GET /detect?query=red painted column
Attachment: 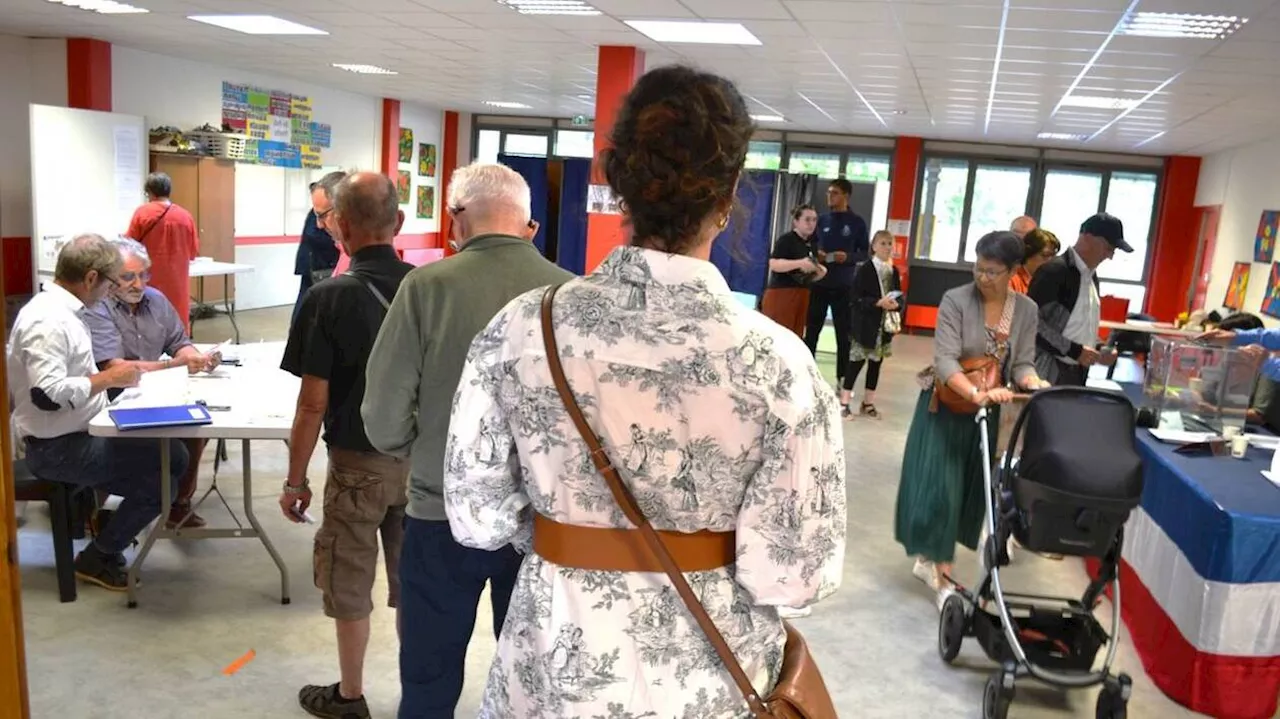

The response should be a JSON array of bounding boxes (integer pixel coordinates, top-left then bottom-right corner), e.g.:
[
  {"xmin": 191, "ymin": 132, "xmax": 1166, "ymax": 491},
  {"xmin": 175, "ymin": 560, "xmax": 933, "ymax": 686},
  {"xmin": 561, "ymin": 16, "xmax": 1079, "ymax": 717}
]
[
  {"xmin": 584, "ymin": 45, "xmax": 645, "ymax": 273},
  {"xmin": 67, "ymin": 38, "xmax": 111, "ymax": 111},
  {"xmin": 1145, "ymin": 155, "xmax": 1202, "ymax": 321},
  {"xmin": 888, "ymin": 136, "xmax": 926, "ymax": 327},
  {"xmin": 379, "ymin": 98, "xmax": 401, "ymax": 179},
  {"xmin": 439, "ymin": 110, "xmax": 459, "ymax": 254}
]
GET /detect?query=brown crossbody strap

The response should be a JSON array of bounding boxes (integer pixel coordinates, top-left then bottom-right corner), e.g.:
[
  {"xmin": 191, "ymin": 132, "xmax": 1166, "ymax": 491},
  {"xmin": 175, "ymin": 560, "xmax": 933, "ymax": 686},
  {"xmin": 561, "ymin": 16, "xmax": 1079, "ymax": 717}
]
[{"xmin": 539, "ymin": 285, "xmax": 773, "ymax": 719}]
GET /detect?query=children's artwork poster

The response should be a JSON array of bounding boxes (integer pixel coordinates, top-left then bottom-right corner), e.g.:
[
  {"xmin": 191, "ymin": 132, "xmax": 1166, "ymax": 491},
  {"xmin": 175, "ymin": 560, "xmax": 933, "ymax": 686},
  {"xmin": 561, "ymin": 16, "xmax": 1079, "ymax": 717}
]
[
  {"xmin": 221, "ymin": 81, "xmax": 330, "ymax": 168},
  {"xmin": 1262, "ymin": 263, "xmax": 1280, "ymax": 319},
  {"xmin": 1224, "ymin": 262, "xmax": 1250, "ymax": 309},
  {"xmin": 587, "ymin": 184, "xmax": 622, "ymax": 215},
  {"xmin": 396, "ymin": 171, "xmax": 411, "ymax": 204},
  {"xmin": 418, "ymin": 143, "xmax": 436, "ymax": 177},
  {"xmin": 416, "ymin": 185, "xmax": 435, "ymax": 220},
  {"xmin": 399, "ymin": 128, "xmax": 414, "ymax": 163},
  {"xmin": 1255, "ymin": 210, "xmax": 1279, "ymax": 263}
]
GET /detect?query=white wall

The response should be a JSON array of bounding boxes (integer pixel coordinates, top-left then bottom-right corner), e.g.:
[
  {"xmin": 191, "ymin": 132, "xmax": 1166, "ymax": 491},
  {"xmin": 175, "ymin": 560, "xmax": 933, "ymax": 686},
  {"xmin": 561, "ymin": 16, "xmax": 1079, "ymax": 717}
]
[
  {"xmin": 1198, "ymin": 136, "xmax": 1280, "ymax": 325},
  {"xmin": 0, "ymin": 36, "xmax": 66, "ymax": 238},
  {"xmin": 110, "ymin": 46, "xmax": 443, "ymax": 309}
]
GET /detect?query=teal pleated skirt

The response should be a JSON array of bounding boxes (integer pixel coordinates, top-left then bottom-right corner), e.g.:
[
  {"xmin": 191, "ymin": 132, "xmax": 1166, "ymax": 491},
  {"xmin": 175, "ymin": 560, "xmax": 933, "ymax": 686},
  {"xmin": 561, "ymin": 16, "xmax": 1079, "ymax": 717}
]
[{"xmin": 894, "ymin": 388, "xmax": 999, "ymax": 563}]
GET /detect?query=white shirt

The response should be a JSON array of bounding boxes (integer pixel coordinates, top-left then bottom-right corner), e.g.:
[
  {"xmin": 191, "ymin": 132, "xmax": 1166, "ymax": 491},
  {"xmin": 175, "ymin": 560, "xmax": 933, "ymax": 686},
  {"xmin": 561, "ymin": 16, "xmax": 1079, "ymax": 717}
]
[
  {"xmin": 1060, "ymin": 249, "xmax": 1101, "ymax": 366},
  {"xmin": 6, "ymin": 283, "xmax": 106, "ymax": 440},
  {"xmin": 443, "ymin": 246, "xmax": 847, "ymax": 718}
]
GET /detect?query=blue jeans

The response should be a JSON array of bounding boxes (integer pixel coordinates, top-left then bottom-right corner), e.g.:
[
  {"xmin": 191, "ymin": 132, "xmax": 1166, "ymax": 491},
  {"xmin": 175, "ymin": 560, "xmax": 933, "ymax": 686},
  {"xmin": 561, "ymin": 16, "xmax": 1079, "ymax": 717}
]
[
  {"xmin": 398, "ymin": 517, "xmax": 522, "ymax": 719},
  {"xmin": 24, "ymin": 433, "xmax": 187, "ymax": 554}
]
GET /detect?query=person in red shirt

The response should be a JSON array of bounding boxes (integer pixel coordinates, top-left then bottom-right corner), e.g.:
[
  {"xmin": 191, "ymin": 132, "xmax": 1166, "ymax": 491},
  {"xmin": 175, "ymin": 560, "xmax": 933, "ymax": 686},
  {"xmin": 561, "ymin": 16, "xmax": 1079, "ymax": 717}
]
[{"xmin": 126, "ymin": 173, "xmax": 198, "ymax": 331}]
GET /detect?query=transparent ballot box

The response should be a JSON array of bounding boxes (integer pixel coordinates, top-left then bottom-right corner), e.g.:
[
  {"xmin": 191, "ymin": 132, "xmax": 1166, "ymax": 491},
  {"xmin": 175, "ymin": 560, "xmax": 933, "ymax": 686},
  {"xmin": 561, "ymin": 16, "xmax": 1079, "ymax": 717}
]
[{"xmin": 1143, "ymin": 337, "xmax": 1256, "ymax": 434}]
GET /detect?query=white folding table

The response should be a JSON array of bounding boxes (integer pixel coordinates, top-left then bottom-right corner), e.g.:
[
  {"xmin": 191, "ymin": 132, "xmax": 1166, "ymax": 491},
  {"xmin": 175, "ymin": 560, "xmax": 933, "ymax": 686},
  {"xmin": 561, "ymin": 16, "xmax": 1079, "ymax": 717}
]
[
  {"xmin": 88, "ymin": 342, "xmax": 296, "ymax": 608},
  {"xmin": 188, "ymin": 260, "xmax": 255, "ymax": 343}
]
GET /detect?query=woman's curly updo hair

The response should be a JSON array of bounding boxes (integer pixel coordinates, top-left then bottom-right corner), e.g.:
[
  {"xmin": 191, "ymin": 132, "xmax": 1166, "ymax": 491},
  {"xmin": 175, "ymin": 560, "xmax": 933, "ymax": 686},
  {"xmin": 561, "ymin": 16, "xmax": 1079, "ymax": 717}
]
[{"xmin": 601, "ymin": 65, "xmax": 755, "ymax": 255}]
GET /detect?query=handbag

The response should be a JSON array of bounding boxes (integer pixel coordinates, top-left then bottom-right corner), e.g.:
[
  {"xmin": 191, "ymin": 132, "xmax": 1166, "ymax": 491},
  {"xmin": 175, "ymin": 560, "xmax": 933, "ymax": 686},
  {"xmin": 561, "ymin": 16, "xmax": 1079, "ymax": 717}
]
[
  {"xmin": 540, "ymin": 284, "xmax": 838, "ymax": 719},
  {"xmin": 882, "ymin": 309, "xmax": 902, "ymax": 336},
  {"xmin": 928, "ymin": 291, "xmax": 1016, "ymax": 415}
]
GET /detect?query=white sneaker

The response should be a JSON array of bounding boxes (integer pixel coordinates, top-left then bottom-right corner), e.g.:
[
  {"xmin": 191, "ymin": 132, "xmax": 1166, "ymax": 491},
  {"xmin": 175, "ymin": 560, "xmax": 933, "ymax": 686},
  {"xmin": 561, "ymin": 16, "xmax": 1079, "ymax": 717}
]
[
  {"xmin": 936, "ymin": 586, "xmax": 956, "ymax": 613},
  {"xmin": 777, "ymin": 606, "xmax": 812, "ymax": 619},
  {"xmin": 912, "ymin": 558, "xmax": 939, "ymax": 590}
]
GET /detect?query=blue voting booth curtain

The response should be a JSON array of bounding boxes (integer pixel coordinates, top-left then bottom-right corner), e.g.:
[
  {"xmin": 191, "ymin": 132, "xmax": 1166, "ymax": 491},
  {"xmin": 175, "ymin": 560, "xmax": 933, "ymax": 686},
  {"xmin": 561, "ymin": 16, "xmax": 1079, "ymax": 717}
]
[
  {"xmin": 557, "ymin": 158, "xmax": 590, "ymax": 275},
  {"xmin": 711, "ymin": 170, "xmax": 777, "ymax": 303},
  {"xmin": 498, "ymin": 154, "xmax": 549, "ymax": 255}
]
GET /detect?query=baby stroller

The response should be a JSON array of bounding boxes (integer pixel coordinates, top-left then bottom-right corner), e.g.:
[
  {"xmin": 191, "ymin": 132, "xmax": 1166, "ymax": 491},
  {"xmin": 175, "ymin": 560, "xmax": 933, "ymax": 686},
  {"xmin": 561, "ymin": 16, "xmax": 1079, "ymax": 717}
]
[{"xmin": 937, "ymin": 386, "xmax": 1144, "ymax": 719}]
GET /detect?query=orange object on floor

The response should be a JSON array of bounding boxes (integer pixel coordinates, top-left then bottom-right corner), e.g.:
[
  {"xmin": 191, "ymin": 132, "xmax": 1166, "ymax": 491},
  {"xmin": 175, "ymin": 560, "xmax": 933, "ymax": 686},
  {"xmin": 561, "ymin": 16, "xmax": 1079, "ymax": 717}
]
[{"xmin": 222, "ymin": 649, "xmax": 256, "ymax": 676}]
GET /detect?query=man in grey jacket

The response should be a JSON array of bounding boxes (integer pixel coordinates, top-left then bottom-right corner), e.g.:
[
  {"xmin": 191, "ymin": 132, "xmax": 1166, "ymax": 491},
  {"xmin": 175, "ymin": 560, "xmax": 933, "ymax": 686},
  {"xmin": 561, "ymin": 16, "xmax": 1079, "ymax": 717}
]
[{"xmin": 362, "ymin": 162, "xmax": 572, "ymax": 719}]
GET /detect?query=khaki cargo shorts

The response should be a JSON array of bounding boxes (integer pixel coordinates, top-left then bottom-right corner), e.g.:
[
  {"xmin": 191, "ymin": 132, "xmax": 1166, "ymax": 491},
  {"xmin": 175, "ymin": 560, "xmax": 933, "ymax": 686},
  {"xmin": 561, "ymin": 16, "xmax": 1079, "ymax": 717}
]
[{"xmin": 313, "ymin": 447, "xmax": 409, "ymax": 620}]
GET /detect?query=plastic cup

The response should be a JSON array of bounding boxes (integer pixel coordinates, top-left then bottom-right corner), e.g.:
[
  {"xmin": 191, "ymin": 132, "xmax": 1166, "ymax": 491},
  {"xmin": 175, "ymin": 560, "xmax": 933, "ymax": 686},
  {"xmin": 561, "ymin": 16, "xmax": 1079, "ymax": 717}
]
[
  {"xmin": 1231, "ymin": 435, "xmax": 1249, "ymax": 459},
  {"xmin": 1223, "ymin": 425, "xmax": 1242, "ymax": 440}
]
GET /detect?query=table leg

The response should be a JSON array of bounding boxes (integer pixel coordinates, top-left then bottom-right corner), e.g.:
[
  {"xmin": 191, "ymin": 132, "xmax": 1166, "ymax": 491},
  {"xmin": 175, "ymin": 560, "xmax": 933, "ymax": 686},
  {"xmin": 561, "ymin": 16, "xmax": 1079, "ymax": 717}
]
[
  {"xmin": 223, "ymin": 275, "xmax": 241, "ymax": 344},
  {"xmin": 127, "ymin": 438, "xmax": 172, "ymax": 608},
  {"xmin": 240, "ymin": 439, "xmax": 290, "ymax": 604}
]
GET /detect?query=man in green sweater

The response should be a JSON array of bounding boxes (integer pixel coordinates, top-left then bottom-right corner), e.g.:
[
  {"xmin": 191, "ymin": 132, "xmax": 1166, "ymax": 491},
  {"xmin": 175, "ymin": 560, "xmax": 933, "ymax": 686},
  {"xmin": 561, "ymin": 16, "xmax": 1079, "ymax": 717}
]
[{"xmin": 361, "ymin": 162, "xmax": 573, "ymax": 719}]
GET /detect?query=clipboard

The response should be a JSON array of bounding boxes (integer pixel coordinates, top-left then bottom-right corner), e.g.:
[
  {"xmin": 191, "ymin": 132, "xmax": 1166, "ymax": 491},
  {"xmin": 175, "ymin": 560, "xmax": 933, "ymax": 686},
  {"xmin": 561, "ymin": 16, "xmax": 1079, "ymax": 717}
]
[{"xmin": 108, "ymin": 404, "xmax": 213, "ymax": 431}]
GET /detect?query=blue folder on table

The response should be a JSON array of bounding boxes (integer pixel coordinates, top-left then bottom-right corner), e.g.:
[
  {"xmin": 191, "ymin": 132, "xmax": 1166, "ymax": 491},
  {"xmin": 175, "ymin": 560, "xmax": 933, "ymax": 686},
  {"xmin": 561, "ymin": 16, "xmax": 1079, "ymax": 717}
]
[{"xmin": 108, "ymin": 404, "xmax": 213, "ymax": 431}]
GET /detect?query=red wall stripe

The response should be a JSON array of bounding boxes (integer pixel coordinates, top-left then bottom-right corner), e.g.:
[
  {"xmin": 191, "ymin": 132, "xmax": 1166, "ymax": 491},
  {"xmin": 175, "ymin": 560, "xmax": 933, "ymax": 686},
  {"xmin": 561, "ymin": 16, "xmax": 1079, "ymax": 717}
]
[
  {"xmin": 233, "ymin": 233, "xmax": 438, "ymax": 249},
  {"xmin": 2, "ymin": 238, "xmax": 33, "ymax": 296},
  {"xmin": 1145, "ymin": 155, "xmax": 1201, "ymax": 321},
  {"xmin": 379, "ymin": 98, "xmax": 401, "ymax": 179},
  {"xmin": 439, "ymin": 110, "xmax": 459, "ymax": 255},
  {"xmin": 66, "ymin": 38, "xmax": 111, "ymax": 112},
  {"xmin": 585, "ymin": 46, "xmax": 645, "ymax": 273}
]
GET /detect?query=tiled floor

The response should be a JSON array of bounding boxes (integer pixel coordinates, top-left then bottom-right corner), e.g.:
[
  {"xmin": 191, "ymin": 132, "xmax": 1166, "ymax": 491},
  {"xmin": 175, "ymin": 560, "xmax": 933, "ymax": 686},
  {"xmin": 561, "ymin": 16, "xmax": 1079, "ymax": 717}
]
[{"xmin": 14, "ymin": 306, "xmax": 1226, "ymax": 718}]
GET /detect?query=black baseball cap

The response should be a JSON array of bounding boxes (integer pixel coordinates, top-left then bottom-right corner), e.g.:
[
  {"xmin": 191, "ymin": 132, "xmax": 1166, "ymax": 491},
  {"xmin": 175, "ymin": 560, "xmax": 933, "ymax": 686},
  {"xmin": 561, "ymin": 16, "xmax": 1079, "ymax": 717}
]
[{"xmin": 1080, "ymin": 212, "xmax": 1132, "ymax": 253}]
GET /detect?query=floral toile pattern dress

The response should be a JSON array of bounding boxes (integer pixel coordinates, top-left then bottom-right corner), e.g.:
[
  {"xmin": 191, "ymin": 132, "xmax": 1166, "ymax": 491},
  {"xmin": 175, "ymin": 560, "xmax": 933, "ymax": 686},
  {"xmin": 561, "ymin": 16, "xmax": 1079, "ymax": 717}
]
[{"xmin": 444, "ymin": 246, "xmax": 848, "ymax": 719}]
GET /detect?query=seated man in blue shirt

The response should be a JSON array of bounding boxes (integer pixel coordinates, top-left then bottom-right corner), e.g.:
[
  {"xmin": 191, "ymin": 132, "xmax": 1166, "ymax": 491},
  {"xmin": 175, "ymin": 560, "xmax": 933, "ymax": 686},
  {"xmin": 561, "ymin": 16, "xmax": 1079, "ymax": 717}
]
[
  {"xmin": 804, "ymin": 178, "xmax": 870, "ymax": 383},
  {"xmin": 83, "ymin": 237, "xmax": 220, "ymax": 529},
  {"xmin": 1199, "ymin": 319, "xmax": 1280, "ymax": 380}
]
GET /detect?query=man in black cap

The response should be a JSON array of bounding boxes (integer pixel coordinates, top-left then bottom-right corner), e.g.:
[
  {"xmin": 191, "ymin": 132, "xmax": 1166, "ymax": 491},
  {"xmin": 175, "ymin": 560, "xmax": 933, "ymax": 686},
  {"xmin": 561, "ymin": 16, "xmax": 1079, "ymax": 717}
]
[{"xmin": 1027, "ymin": 212, "xmax": 1131, "ymax": 386}]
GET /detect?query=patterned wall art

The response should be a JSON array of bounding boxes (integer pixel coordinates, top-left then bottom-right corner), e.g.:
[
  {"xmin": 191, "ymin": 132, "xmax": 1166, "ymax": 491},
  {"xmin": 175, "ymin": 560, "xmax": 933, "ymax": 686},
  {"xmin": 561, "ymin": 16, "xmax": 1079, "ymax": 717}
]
[
  {"xmin": 416, "ymin": 185, "xmax": 434, "ymax": 219},
  {"xmin": 1262, "ymin": 262, "xmax": 1280, "ymax": 319},
  {"xmin": 1224, "ymin": 262, "xmax": 1250, "ymax": 310},
  {"xmin": 396, "ymin": 171, "xmax": 411, "ymax": 204},
  {"xmin": 418, "ymin": 143, "xmax": 436, "ymax": 177},
  {"xmin": 398, "ymin": 128, "xmax": 414, "ymax": 164},
  {"xmin": 1255, "ymin": 210, "xmax": 1279, "ymax": 263}
]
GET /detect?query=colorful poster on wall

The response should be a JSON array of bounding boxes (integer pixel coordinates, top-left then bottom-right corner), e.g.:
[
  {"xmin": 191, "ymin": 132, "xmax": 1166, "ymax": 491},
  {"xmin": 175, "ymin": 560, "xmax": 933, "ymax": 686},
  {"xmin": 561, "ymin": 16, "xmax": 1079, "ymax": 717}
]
[
  {"xmin": 399, "ymin": 128, "xmax": 414, "ymax": 163},
  {"xmin": 1224, "ymin": 262, "xmax": 1250, "ymax": 309},
  {"xmin": 396, "ymin": 171, "xmax": 411, "ymax": 204},
  {"xmin": 1255, "ymin": 210, "xmax": 1279, "ymax": 263},
  {"xmin": 416, "ymin": 186, "xmax": 434, "ymax": 219},
  {"xmin": 1262, "ymin": 263, "xmax": 1280, "ymax": 319},
  {"xmin": 221, "ymin": 81, "xmax": 330, "ymax": 168},
  {"xmin": 418, "ymin": 143, "xmax": 436, "ymax": 177}
]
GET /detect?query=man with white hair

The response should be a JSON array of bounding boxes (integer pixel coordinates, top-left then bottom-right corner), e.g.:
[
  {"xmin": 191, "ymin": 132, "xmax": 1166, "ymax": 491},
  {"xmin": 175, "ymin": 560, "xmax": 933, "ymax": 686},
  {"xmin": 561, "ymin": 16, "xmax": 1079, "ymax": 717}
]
[
  {"xmin": 83, "ymin": 236, "xmax": 220, "ymax": 528},
  {"xmin": 363, "ymin": 162, "xmax": 571, "ymax": 718}
]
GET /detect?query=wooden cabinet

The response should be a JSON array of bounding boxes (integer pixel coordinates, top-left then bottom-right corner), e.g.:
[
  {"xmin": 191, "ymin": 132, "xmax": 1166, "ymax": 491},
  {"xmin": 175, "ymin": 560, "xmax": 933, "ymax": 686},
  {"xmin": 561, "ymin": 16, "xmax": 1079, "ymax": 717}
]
[{"xmin": 148, "ymin": 154, "xmax": 236, "ymax": 304}]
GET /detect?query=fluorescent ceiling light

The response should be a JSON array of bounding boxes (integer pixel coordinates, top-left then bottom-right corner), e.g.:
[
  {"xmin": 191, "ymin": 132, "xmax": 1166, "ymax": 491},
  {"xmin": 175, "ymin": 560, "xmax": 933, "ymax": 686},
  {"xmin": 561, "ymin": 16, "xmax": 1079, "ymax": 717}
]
[
  {"xmin": 1037, "ymin": 132, "xmax": 1088, "ymax": 141},
  {"xmin": 187, "ymin": 15, "xmax": 327, "ymax": 35},
  {"xmin": 497, "ymin": 0, "xmax": 599, "ymax": 15},
  {"xmin": 1135, "ymin": 131, "xmax": 1166, "ymax": 147},
  {"xmin": 333, "ymin": 64, "xmax": 397, "ymax": 75},
  {"xmin": 625, "ymin": 20, "xmax": 761, "ymax": 45},
  {"xmin": 750, "ymin": 114, "xmax": 785, "ymax": 123},
  {"xmin": 485, "ymin": 101, "xmax": 532, "ymax": 109},
  {"xmin": 48, "ymin": 0, "xmax": 147, "ymax": 13},
  {"xmin": 1120, "ymin": 12, "xmax": 1246, "ymax": 39},
  {"xmin": 1059, "ymin": 95, "xmax": 1139, "ymax": 110}
]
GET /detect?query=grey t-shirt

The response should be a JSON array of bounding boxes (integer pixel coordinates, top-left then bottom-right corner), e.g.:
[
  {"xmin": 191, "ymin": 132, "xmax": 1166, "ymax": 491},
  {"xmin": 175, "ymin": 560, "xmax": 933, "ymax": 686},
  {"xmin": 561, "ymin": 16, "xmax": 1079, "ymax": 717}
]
[{"xmin": 82, "ymin": 287, "xmax": 193, "ymax": 363}]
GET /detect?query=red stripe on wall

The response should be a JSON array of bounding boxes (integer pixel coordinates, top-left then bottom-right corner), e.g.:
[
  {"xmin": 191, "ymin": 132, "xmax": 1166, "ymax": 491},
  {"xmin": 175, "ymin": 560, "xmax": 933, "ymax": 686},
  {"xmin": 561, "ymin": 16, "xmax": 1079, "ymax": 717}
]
[
  {"xmin": 439, "ymin": 110, "xmax": 459, "ymax": 256},
  {"xmin": 232, "ymin": 233, "xmax": 439, "ymax": 249},
  {"xmin": 380, "ymin": 99, "xmax": 401, "ymax": 179},
  {"xmin": 67, "ymin": 38, "xmax": 111, "ymax": 112},
  {"xmin": 2, "ymin": 237, "xmax": 33, "ymax": 296},
  {"xmin": 1145, "ymin": 155, "xmax": 1201, "ymax": 321},
  {"xmin": 905, "ymin": 304, "xmax": 937, "ymax": 331}
]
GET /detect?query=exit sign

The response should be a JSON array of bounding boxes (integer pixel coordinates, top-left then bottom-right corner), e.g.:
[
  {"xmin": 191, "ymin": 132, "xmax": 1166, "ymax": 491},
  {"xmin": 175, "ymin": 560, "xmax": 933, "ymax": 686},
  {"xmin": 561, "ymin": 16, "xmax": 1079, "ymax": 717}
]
[{"xmin": 571, "ymin": 115, "xmax": 592, "ymax": 126}]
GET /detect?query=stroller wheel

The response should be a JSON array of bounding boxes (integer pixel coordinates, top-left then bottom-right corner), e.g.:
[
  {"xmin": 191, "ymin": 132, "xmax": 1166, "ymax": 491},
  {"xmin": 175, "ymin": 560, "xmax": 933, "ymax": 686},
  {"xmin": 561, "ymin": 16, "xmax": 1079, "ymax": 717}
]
[
  {"xmin": 1096, "ymin": 674, "xmax": 1131, "ymax": 719},
  {"xmin": 983, "ymin": 670, "xmax": 1015, "ymax": 719},
  {"xmin": 937, "ymin": 593, "xmax": 966, "ymax": 663}
]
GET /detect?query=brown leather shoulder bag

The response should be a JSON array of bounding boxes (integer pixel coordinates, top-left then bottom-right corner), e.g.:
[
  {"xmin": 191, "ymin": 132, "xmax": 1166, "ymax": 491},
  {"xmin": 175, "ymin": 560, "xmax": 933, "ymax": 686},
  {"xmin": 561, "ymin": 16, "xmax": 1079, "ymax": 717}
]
[{"xmin": 539, "ymin": 284, "xmax": 839, "ymax": 719}]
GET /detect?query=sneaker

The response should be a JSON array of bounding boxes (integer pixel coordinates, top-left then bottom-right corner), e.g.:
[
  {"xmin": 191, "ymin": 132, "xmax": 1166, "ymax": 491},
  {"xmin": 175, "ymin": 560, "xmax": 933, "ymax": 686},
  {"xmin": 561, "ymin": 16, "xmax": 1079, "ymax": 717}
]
[
  {"xmin": 777, "ymin": 606, "xmax": 812, "ymax": 619},
  {"xmin": 73, "ymin": 546, "xmax": 130, "ymax": 592},
  {"xmin": 298, "ymin": 683, "xmax": 370, "ymax": 719},
  {"xmin": 165, "ymin": 502, "xmax": 206, "ymax": 529},
  {"xmin": 912, "ymin": 558, "xmax": 939, "ymax": 591}
]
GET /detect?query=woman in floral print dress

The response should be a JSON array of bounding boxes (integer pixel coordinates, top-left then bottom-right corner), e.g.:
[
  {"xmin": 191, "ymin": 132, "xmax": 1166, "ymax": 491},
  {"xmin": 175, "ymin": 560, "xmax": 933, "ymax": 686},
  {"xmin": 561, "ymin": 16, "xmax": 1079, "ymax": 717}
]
[{"xmin": 442, "ymin": 65, "xmax": 848, "ymax": 719}]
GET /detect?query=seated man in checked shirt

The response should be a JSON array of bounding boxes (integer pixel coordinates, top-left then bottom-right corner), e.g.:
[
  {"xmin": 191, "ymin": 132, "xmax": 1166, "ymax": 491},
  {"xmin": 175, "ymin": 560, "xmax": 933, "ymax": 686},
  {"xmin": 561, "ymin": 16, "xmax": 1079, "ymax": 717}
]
[
  {"xmin": 82, "ymin": 236, "xmax": 221, "ymax": 529},
  {"xmin": 8, "ymin": 234, "xmax": 189, "ymax": 591}
]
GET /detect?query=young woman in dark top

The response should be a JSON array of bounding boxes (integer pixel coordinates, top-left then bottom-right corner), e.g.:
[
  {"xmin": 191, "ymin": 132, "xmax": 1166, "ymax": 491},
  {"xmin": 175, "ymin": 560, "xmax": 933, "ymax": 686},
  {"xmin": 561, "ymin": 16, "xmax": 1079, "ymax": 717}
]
[
  {"xmin": 761, "ymin": 204, "xmax": 825, "ymax": 336},
  {"xmin": 842, "ymin": 230, "xmax": 902, "ymax": 419}
]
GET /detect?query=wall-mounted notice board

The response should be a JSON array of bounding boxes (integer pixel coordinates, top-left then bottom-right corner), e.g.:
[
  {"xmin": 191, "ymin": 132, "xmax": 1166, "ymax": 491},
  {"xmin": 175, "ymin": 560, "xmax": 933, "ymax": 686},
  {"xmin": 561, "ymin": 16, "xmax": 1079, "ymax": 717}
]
[{"xmin": 220, "ymin": 81, "xmax": 331, "ymax": 169}]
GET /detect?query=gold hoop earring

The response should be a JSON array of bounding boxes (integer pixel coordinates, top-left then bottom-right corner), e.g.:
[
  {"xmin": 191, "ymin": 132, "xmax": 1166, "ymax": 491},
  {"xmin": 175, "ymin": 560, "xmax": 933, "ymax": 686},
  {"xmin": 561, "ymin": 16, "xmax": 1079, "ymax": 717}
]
[{"xmin": 717, "ymin": 214, "xmax": 729, "ymax": 230}]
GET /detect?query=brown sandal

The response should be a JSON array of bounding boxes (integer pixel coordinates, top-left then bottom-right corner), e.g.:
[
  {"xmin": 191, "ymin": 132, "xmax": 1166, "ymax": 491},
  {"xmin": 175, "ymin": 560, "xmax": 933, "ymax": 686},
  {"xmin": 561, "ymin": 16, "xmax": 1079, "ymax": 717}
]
[{"xmin": 860, "ymin": 402, "xmax": 881, "ymax": 419}]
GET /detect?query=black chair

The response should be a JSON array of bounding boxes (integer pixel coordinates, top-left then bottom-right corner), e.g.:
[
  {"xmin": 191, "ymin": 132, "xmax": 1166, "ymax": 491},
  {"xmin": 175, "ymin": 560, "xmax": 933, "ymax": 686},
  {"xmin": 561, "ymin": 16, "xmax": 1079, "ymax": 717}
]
[
  {"xmin": 1105, "ymin": 312, "xmax": 1156, "ymax": 380},
  {"xmin": 12, "ymin": 457, "xmax": 80, "ymax": 603}
]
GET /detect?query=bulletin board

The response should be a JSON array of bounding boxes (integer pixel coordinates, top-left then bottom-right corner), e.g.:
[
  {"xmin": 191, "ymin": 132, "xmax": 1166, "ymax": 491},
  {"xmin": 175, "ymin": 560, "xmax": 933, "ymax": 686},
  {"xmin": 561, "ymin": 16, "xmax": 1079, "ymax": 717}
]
[
  {"xmin": 220, "ymin": 81, "xmax": 331, "ymax": 169},
  {"xmin": 29, "ymin": 104, "xmax": 147, "ymax": 288}
]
